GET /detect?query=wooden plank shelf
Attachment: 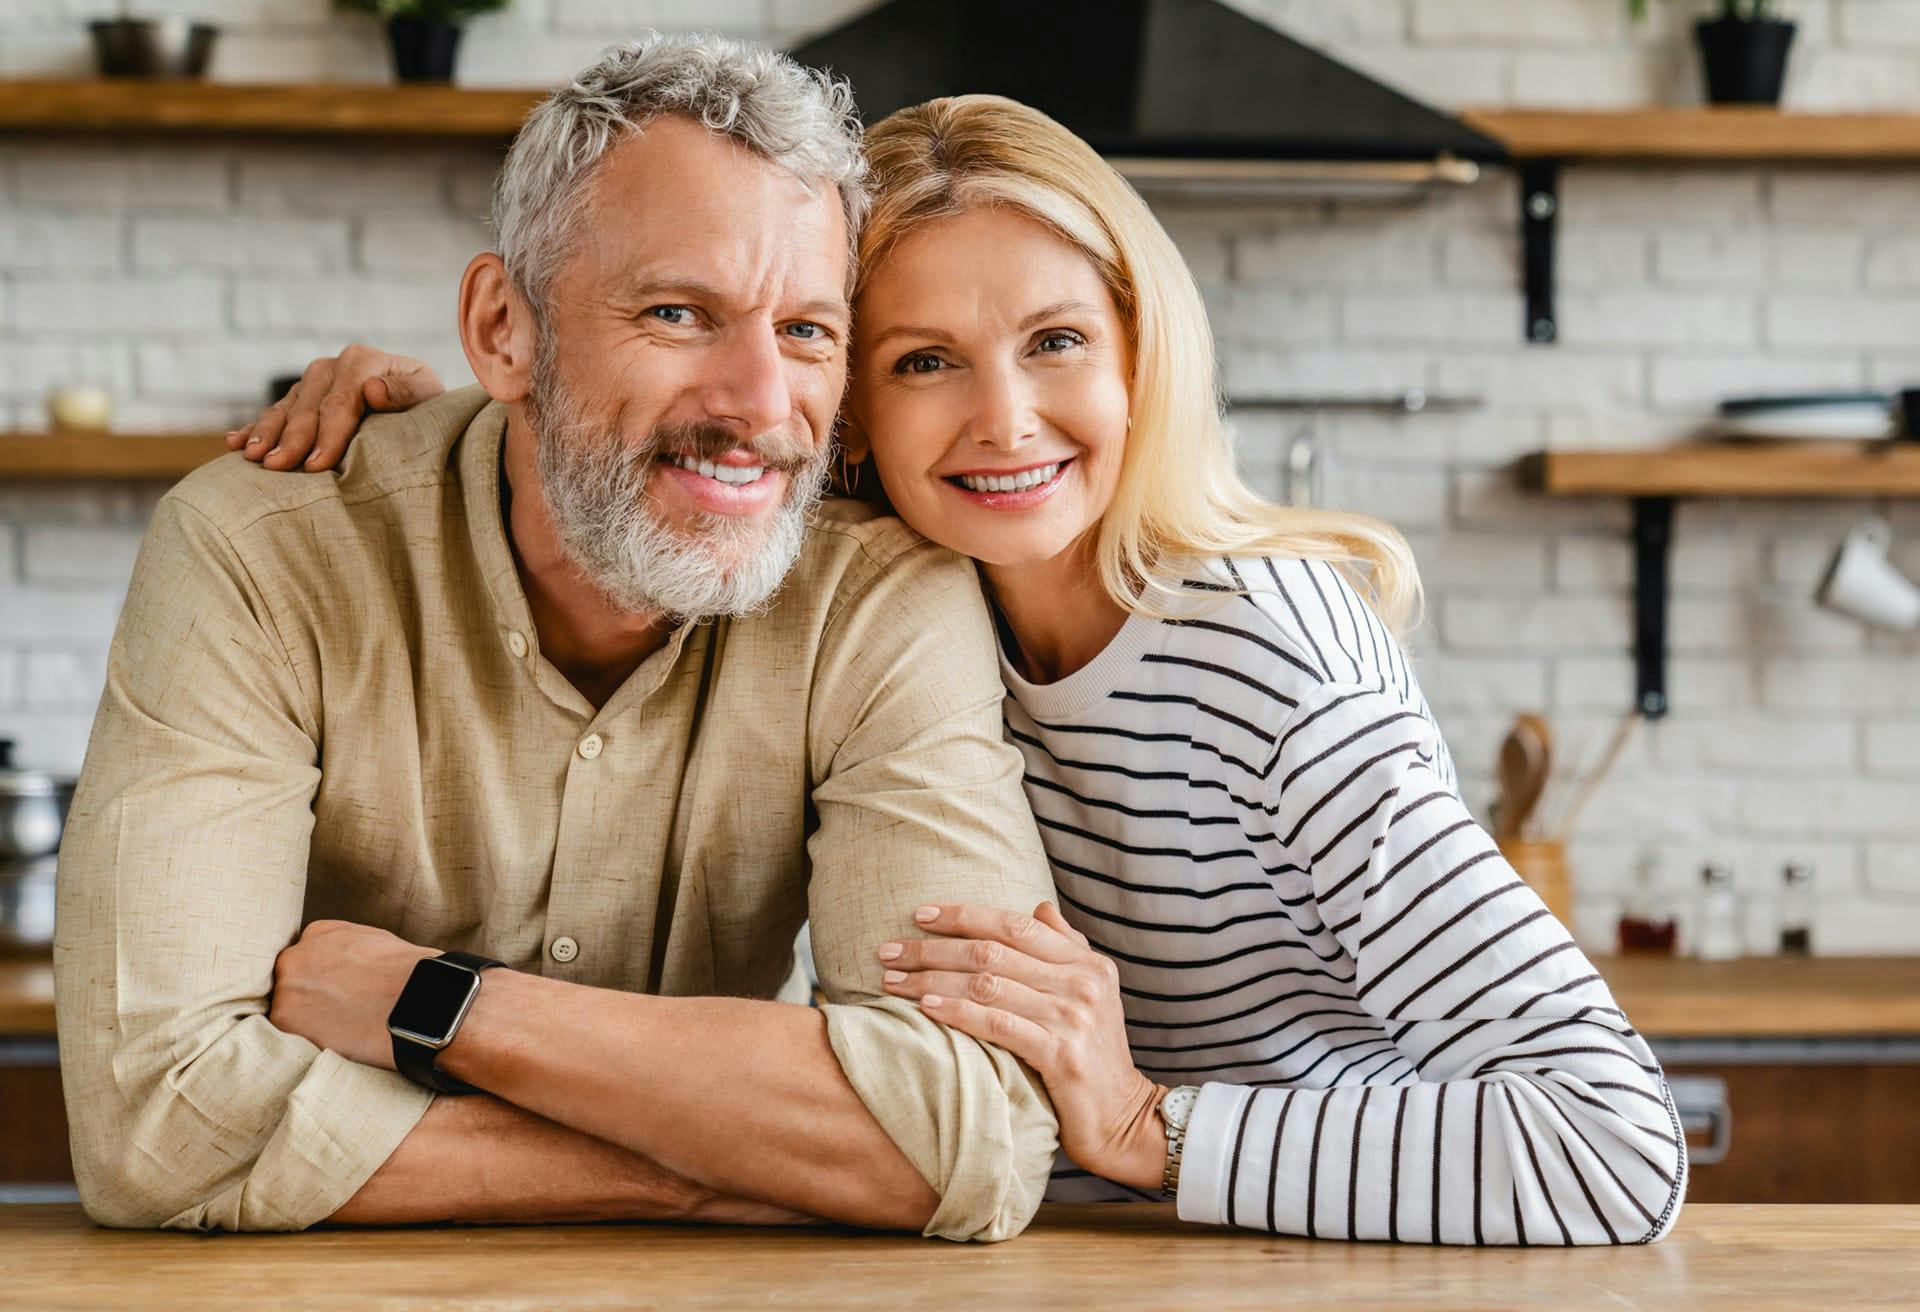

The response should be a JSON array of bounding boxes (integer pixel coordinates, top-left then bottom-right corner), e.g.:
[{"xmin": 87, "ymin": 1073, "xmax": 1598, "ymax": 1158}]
[
  {"xmin": 1464, "ymin": 107, "xmax": 1920, "ymax": 162},
  {"xmin": 1529, "ymin": 442, "xmax": 1920, "ymax": 499},
  {"xmin": 0, "ymin": 80, "xmax": 544, "ymax": 139},
  {"xmin": 0, "ymin": 433, "xmax": 230, "ymax": 480}
]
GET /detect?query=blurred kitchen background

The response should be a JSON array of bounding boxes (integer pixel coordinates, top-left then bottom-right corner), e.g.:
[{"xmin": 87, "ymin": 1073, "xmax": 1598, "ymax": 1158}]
[{"xmin": 5, "ymin": 0, "xmax": 1920, "ymax": 1207}]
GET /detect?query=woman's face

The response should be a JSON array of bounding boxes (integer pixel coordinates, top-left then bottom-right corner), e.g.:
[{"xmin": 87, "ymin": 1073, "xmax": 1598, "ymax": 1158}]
[{"xmin": 848, "ymin": 207, "xmax": 1133, "ymax": 570}]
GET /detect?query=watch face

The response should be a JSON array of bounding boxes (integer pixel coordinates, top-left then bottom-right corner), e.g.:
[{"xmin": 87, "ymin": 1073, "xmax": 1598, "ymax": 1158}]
[{"xmin": 387, "ymin": 958, "xmax": 480, "ymax": 1047}]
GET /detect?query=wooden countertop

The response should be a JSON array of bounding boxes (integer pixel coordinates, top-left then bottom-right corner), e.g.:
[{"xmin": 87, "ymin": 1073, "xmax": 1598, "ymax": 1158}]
[
  {"xmin": 1604, "ymin": 955, "xmax": 1920, "ymax": 1039},
  {"xmin": 1, "ymin": 1203, "xmax": 1915, "ymax": 1310},
  {"xmin": 0, "ymin": 957, "xmax": 53, "ymax": 1036},
  {"xmin": 5, "ymin": 955, "xmax": 1920, "ymax": 1040}
]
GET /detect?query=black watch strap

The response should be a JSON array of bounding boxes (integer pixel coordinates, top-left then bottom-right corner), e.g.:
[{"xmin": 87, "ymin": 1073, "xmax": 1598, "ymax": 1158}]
[{"xmin": 392, "ymin": 951, "xmax": 503, "ymax": 1096}]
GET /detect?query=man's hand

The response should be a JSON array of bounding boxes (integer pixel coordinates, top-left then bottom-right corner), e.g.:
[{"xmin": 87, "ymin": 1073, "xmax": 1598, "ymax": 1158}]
[{"xmin": 269, "ymin": 920, "xmax": 439, "ymax": 1068}]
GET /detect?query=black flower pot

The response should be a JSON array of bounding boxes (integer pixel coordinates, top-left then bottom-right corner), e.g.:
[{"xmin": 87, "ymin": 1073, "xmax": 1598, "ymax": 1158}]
[
  {"xmin": 1695, "ymin": 16, "xmax": 1796, "ymax": 105},
  {"xmin": 387, "ymin": 16, "xmax": 464, "ymax": 84}
]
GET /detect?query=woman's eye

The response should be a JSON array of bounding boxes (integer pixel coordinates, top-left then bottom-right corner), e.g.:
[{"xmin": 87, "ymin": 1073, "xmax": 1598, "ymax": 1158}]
[
  {"xmin": 1037, "ymin": 330, "xmax": 1084, "ymax": 353},
  {"xmin": 648, "ymin": 305, "xmax": 696, "ymax": 326},
  {"xmin": 895, "ymin": 352, "xmax": 946, "ymax": 375}
]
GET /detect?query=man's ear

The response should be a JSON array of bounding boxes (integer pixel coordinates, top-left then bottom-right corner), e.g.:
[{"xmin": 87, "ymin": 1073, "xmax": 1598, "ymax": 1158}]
[{"xmin": 459, "ymin": 252, "xmax": 536, "ymax": 405}]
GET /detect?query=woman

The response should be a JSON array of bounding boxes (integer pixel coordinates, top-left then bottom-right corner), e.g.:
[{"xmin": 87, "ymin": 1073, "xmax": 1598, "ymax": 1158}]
[{"xmin": 232, "ymin": 95, "xmax": 1684, "ymax": 1245}]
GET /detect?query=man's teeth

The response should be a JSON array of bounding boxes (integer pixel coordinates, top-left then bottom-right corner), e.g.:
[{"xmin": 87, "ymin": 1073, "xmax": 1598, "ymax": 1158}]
[
  {"xmin": 958, "ymin": 463, "xmax": 1060, "ymax": 494},
  {"xmin": 672, "ymin": 454, "xmax": 766, "ymax": 485}
]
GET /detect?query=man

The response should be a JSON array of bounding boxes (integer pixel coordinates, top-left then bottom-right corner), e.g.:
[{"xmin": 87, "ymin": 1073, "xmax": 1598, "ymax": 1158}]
[{"xmin": 54, "ymin": 34, "xmax": 1057, "ymax": 1240}]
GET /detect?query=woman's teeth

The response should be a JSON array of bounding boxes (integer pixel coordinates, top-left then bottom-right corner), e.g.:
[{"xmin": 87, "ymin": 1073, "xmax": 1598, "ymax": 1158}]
[
  {"xmin": 957, "ymin": 463, "xmax": 1060, "ymax": 494},
  {"xmin": 671, "ymin": 454, "xmax": 766, "ymax": 485}
]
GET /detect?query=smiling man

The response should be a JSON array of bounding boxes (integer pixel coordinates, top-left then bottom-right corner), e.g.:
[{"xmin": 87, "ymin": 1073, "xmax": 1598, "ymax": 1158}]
[{"xmin": 53, "ymin": 35, "xmax": 1057, "ymax": 1240}]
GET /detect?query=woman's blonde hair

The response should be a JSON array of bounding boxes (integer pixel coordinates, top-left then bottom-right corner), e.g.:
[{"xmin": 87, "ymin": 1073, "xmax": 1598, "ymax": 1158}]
[{"xmin": 857, "ymin": 95, "xmax": 1422, "ymax": 635}]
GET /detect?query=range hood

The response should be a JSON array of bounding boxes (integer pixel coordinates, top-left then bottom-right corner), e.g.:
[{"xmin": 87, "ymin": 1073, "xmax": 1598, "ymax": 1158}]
[{"xmin": 789, "ymin": 0, "xmax": 1508, "ymax": 196}]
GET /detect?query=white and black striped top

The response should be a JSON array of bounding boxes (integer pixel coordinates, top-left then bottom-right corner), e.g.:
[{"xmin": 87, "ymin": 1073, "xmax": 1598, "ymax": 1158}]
[{"xmin": 1010, "ymin": 556, "xmax": 1686, "ymax": 1245}]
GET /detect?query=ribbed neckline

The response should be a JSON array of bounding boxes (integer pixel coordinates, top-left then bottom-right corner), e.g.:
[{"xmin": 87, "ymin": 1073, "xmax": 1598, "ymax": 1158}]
[{"xmin": 998, "ymin": 609, "xmax": 1167, "ymax": 722}]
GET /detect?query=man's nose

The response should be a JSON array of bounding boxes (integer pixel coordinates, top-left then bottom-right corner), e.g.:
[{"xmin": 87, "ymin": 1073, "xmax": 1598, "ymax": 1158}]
[
  {"xmin": 703, "ymin": 324, "xmax": 792, "ymax": 438},
  {"xmin": 965, "ymin": 362, "xmax": 1040, "ymax": 452}
]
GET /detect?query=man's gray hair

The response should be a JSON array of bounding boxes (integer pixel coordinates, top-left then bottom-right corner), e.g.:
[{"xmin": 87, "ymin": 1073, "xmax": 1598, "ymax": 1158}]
[{"xmin": 493, "ymin": 31, "xmax": 869, "ymax": 310}]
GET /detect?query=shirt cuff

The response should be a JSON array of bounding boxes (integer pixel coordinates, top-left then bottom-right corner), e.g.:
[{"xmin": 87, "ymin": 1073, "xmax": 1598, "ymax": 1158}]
[
  {"xmin": 1174, "ymin": 1082, "xmax": 1253, "ymax": 1226},
  {"xmin": 227, "ymin": 1051, "xmax": 435, "ymax": 1231}
]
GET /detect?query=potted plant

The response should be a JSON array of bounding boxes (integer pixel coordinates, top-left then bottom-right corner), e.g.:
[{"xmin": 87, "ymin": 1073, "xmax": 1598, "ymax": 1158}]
[
  {"xmin": 1629, "ymin": 1, "xmax": 1796, "ymax": 106},
  {"xmin": 336, "ymin": 0, "xmax": 509, "ymax": 84}
]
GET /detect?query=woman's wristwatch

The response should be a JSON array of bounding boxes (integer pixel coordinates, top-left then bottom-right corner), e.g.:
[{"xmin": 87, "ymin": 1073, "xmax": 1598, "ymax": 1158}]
[{"xmin": 1160, "ymin": 1085, "xmax": 1201, "ymax": 1200}]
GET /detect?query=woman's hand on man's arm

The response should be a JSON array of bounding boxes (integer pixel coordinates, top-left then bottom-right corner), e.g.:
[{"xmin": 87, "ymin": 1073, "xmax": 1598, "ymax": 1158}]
[{"xmin": 227, "ymin": 343, "xmax": 444, "ymax": 473}]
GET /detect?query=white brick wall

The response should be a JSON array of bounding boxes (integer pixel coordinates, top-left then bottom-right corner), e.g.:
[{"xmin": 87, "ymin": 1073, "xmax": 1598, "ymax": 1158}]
[{"xmin": 1, "ymin": 0, "xmax": 1918, "ymax": 951}]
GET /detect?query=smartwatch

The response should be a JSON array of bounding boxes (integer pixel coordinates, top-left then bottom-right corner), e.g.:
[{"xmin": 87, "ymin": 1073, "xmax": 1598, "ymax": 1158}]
[{"xmin": 387, "ymin": 950, "xmax": 503, "ymax": 1095}]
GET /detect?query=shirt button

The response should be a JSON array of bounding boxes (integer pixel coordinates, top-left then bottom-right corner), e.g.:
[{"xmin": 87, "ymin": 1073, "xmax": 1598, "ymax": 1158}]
[
  {"xmin": 549, "ymin": 935, "xmax": 579, "ymax": 964},
  {"xmin": 577, "ymin": 733, "xmax": 603, "ymax": 760},
  {"xmin": 506, "ymin": 631, "xmax": 529, "ymax": 659}
]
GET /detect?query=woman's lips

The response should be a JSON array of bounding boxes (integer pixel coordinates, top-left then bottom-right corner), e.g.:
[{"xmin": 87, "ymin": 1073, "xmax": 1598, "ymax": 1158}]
[{"xmin": 942, "ymin": 458, "xmax": 1073, "ymax": 510}]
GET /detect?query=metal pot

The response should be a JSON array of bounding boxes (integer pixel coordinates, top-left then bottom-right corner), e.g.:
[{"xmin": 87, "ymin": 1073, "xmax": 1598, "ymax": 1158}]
[
  {"xmin": 0, "ymin": 741, "xmax": 74, "ymax": 863},
  {"xmin": 89, "ymin": 18, "xmax": 218, "ymax": 79},
  {"xmin": 0, "ymin": 856, "xmax": 56, "ymax": 953}
]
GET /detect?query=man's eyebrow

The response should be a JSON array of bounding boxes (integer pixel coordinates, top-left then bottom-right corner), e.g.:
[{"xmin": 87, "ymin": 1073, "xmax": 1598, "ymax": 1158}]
[
  {"xmin": 618, "ymin": 277, "xmax": 848, "ymax": 323},
  {"xmin": 789, "ymin": 298, "xmax": 852, "ymax": 324}
]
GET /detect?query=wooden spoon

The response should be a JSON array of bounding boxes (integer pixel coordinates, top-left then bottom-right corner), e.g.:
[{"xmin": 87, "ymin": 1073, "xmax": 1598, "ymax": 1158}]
[{"xmin": 1495, "ymin": 713, "xmax": 1552, "ymax": 842}]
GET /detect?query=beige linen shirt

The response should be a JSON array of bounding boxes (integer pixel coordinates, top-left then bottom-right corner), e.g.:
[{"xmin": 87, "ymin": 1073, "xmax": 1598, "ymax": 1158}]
[{"xmin": 54, "ymin": 387, "xmax": 1058, "ymax": 1241}]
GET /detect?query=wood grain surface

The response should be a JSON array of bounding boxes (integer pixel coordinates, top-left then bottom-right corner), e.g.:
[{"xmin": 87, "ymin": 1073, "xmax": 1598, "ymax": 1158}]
[
  {"xmin": 7, "ymin": 956, "xmax": 1920, "ymax": 1040},
  {"xmin": 0, "ymin": 1203, "xmax": 1914, "ymax": 1311},
  {"xmin": 1528, "ymin": 443, "xmax": 1920, "ymax": 499},
  {"xmin": 0, "ymin": 958, "xmax": 53, "ymax": 1034},
  {"xmin": 1463, "ymin": 107, "xmax": 1920, "ymax": 160},
  {"xmin": 0, "ymin": 80, "xmax": 541, "ymax": 138},
  {"xmin": 0, "ymin": 434, "xmax": 231, "ymax": 480}
]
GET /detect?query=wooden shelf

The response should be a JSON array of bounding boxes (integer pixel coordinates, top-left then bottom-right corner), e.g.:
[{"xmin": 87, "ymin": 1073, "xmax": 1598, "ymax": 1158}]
[
  {"xmin": 0, "ymin": 433, "xmax": 230, "ymax": 480},
  {"xmin": 1529, "ymin": 442, "xmax": 1920, "ymax": 499},
  {"xmin": 1464, "ymin": 107, "xmax": 1920, "ymax": 161},
  {"xmin": 0, "ymin": 79, "xmax": 544, "ymax": 139}
]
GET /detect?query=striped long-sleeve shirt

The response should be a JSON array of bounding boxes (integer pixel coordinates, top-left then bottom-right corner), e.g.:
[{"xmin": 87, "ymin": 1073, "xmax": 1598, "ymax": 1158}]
[{"xmin": 1011, "ymin": 555, "xmax": 1686, "ymax": 1245}]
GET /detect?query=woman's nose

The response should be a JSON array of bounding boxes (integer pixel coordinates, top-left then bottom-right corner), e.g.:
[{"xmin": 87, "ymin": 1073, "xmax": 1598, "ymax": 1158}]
[{"xmin": 965, "ymin": 364, "xmax": 1039, "ymax": 451}]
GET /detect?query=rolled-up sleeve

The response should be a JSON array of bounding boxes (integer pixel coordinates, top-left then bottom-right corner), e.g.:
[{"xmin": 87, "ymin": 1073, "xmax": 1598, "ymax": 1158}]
[
  {"xmin": 805, "ymin": 537, "xmax": 1059, "ymax": 1242},
  {"xmin": 54, "ymin": 491, "xmax": 431, "ymax": 1231}
]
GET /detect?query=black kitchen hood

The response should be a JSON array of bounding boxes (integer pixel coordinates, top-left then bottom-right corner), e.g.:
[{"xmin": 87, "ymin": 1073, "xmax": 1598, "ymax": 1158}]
[{"xmin": 789, "ymin": 0, "xmax": 1508, "ymax": 186}]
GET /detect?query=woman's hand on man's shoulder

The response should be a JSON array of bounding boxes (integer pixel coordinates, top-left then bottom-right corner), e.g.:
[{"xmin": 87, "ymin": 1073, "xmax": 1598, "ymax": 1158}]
[{"xmin": 227, "ymin": 343, "xmax": 445, "ymax": 473}]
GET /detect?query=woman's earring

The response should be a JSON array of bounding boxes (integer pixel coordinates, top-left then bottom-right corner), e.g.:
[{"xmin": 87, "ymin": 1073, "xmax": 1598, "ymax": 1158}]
[{"xmin": 836, "ymin": 449, "xmax": 864, "ymax": 496}]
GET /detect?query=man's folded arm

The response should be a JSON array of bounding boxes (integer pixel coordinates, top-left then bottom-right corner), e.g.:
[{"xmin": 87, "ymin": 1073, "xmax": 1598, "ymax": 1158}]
[
  {"xmin": 805, "ymin": 538, "xmax": 1062, "ymax": 1243},
  {"xmin": 54, "ymin": 491, "xmax": 437, "ymax": 1231}
]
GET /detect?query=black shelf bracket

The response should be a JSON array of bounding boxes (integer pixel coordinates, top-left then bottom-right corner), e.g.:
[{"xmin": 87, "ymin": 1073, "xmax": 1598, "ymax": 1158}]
[
  {"xmin": 1521, "ymin": 160, "xmax": 1560, "ymax": 345},
  {"xmin": 1632, "ymin": 497, "xmax": 1675, "ymax": 720}
]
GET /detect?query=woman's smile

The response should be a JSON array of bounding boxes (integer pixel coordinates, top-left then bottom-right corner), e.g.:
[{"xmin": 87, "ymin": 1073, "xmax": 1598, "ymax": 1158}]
[{"xmin": 941, "ymin": 456, "xmax": 1075, "ymax": 507}]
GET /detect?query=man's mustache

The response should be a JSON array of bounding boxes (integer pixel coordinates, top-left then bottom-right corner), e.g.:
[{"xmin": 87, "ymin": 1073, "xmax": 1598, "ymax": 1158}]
[{"xmin": 643, "ymin": 420, "xmax": 819, "ymax": 474}]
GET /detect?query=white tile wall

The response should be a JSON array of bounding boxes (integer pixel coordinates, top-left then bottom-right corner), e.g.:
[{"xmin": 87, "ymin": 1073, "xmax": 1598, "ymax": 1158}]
[{"xmin": 2, "ymin": 0, "xmax": 1918, "ymax": 950}]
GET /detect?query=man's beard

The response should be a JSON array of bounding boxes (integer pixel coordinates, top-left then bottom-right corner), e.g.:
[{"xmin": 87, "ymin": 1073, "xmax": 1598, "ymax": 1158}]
[{"xmin": 524, "ymin": 366, "xmax": 831, "ymax": 622}]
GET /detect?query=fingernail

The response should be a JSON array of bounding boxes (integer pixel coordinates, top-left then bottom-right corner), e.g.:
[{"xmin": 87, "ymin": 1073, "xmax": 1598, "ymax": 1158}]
[
  {"xmin": 883, "ymin": 970, "xmax": 906, "ymax": 986},
  {"xmin": 305, "ymin": 453, "xmax": 321, "ymax": 467},
  {"xmin": 224, "ymin": 430, "xmax": 240, "ymax": 440},
  {"xmin": 266, "ymin": 445, "xmax": 281, "ymax": 458},
  {"xmin": 913, "ymin": 906, "xmax": 938, "ymax": 923},
  {"xmin": 921, "ymin": 994, "xmax": 944, "ymax": 1009},
  {"xmin": 877, "ymin": 942, "xmax": 902, "ymax": 961},
  {"xmin": 246, "ymin": 435, "xmax": 263, "ymax": 448}
]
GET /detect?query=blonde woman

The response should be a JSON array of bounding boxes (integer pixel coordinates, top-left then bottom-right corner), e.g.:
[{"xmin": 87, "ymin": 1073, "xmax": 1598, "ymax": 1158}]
[{"xmin": 233, "ymin": 95, "xmax": 1684, "ymax": 1246}]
